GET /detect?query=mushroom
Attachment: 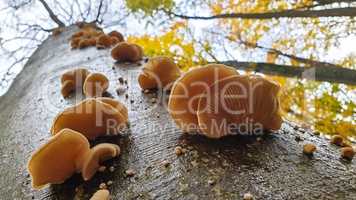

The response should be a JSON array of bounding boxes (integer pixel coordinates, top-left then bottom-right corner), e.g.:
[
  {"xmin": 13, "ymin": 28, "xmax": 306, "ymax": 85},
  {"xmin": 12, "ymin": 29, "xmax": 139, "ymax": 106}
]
[
  {"xmin": 197, "ymin": 75, "xmax": 282, "ymax": 138},
  {"xmin": 79, "ymin": 38, "xmax": 97, "ymax": 49},
  {"xmin": 60, "ymin": 68, "xmax": 90, "ymax": 97},
  {"xmin": 51, "ymin": 98, "xmax": 128, "ymax": 140},
  {"xmin": 83, "ymin": 72, "xmax": 109, "ymax": 97},
  {"xmin": 27, "ymin": 129, "xmax": 120, "ymax": 189},
  {"xmin": 96, "ymin": 34, "xmax": 112, "ymax": 49},
  {"xmin": 71, "ymin": 37, "xmax": 81, "ymax": 49},
  {"xmin": 90, "ymin": 189, "xmax": 110, "ymax": 200},
  {"xmin": 108, "ymin": 30, "xmax": 124, "ymax": 42},
  {"xmin": 110, "ymin": 37, "xmax": 120, "ymax": 46},
  {"xmin": 138, "ymin": 56, "xmax": 181, "ymax": 90},
  {"xmin": 168, "ymin": 64, "xmax": 239, "ymax": 133},
  {"xmin": 111, "ymin": 42, "xmax": 143, "ymax": 62}
]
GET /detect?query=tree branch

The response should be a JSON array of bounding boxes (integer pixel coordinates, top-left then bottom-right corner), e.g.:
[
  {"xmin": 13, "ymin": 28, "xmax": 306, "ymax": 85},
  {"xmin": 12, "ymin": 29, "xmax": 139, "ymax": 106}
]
[
  {"xmin": 167, "ymin": 7, "xmax": 356, "ymax": 20},
  {"xmin": 237, "ymin": 39, "xmax": 340, "ymax": 68},
  {"xmin": 95, "ymin": 0, "xmax": 104, "ymax": 24},
  {"xmin": 38, "ymin": 0, "xmax": 65, "ymax": 27},
  {"xmin": 217, "ymin": 61, "xmax": 356, "ymax": 85}
]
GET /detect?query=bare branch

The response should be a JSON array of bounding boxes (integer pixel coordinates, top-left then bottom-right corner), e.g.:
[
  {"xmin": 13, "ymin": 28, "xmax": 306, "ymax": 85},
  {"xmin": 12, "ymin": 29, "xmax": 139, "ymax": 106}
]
[
  {"xmin": 217, "ymin": 61, "xmax": 356, "ymax": 85},
  {"xmin": 95, "ymin": 0, "xmax": 104, "ymax": 24},
  {"xmin": 166, "ymin": 7, "xmax": 356, "ymax": 20},
  {"xmin": 38, "ymin": 0, "xmax": 65, "ymax": 27}
]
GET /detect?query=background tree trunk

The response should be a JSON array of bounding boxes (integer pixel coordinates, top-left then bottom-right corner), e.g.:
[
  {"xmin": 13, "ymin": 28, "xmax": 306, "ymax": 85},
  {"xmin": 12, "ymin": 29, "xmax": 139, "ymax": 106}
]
[{"xmin": 0, "ymin": 26, "xmax": 355, "ymax": 200}]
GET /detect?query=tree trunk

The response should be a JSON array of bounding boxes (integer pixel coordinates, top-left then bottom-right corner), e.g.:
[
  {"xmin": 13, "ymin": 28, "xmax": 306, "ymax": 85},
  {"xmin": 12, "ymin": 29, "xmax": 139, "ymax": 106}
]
[{"xmin": 0, "ymin": 26, "xmax": 355, "ymax": 200}]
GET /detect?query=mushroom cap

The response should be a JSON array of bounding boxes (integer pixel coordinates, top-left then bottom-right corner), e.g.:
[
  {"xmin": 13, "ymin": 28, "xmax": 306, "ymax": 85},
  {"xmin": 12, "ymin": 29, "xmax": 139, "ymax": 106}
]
[
  {"xmin": 138, "ymin": 72, "xmax": 157, "ymax": 90},
  {"xmin": 110, "ymin": 37, "xmax": 120, "ymax": 46},
  {"xmin": 71, "ymin": 37, "xmax": 81, "ymax": 49},
  {"xmin": 168, "ymin": 64, "xmax": 239, "ymax": 132},
  {"xmin": 138, "ymin": 56, "xmax": 181, "ymax": 90},
  {"xmin": 197, "ymin": 75, "xmax": 282, "ymax": 138},
  {"xmin": 96, "ymin": 34, "xmax": 112, "ymax": 48},
  {"xmin": 108, "ymin": 30, "xmax": 124, "ymax": 42},
  {"xmin": 51, "ymin": 98, "xmax": 128, "ymax": 140},
  {"xmin": 111, "ymin": 42, "xmax": 143, "ymax": 62},
  {"xmin": 81, "ymin": 143, "xmax": 120, "ymax": 180},
  {"xmin": 28, "ymin": 129, "xmax": 90, "ymax": 189},
  {"xmin": 90, "ymin": 189, "xmax": 110, "ymax": 200},
  {"xmin": 60, "ymin": 68, "xmax": 90, "ymax": 97},
  {"xmin": 83, "ymin": 72, "xmax": 109, "ymax": 97},
  {"xmin": 61, "ymin": 68, "xmax": 90, "ymax": 84}
]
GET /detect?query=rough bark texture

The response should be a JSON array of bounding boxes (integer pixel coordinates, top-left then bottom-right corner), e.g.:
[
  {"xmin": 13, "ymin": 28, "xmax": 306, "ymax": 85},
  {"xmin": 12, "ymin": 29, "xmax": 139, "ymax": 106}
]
[{"xmin": 0, "ymin": 26, "xmax": 355, "ymax": 200}]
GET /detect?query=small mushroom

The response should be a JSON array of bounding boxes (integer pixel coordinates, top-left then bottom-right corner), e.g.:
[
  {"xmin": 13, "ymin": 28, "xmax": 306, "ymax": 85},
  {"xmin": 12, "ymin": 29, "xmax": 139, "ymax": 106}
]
[
  {"xmin": 111, "ymin": 42, "xmax": 143, "ymax": 62},
  {"xmin": 330, "ymin": 135, "xmax": 344, "ymax": 146},
  {"xmin": 83, "ymin": 72, "xmax": 109, "ymax": 97},
  {"xmin": 90, "ymin": 189, "xmax": 110, "ymax": 200},
  {"xmin": 303, "ymin": 143, "xmax": 316, "ymax": 155},
  {"xmin": 108, "ymin": 30, "xmax": 124, "ymax": 42},
  {"xmin": 168, "ymin": 64, "xmax": 239, "ymax": 133},
  {"xmin": 197, "ymin": 75, "xmax": 282, "ymax": 138},
  {"xmin": 110, "ymin": 37, "xmax": 120, "ymax": 46},
  {"xmin": 79, "ymin": 38, "xmax": 96, "ymax": 49},
  {"xmin": 340, "ymin": 147, "xmax": 354, "ymax": 160},
  {"xmin": 51, "ymin": 98, "xmax": 128, "ymax": 140},
  {"xmin": 96, "ymin": 34, "xmax": 112, "ymax": 49},
  {"xmin": 28, "ymin": 129, "xmax": 120, "ymax": 189},
  {"xmin": 138, "ymin": 56, "xmax": 181, "ymax": 90},
  {"xmin": 71, "ymin": 37, "xmax": 81, "ymax": 49},
  {"xmin": 60, "ymin": 68, "xmax": 90, "ymax": 97}
]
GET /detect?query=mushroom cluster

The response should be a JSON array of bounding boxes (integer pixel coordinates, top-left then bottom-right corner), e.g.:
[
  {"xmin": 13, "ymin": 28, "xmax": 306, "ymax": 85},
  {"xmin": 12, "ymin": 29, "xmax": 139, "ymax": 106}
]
[
  {"xmin": 51, "ymin": 97, "xmax": 128, "ymax": 140},
  {"xmin": 60, "ymin": 68, "xmax": 109, "ymax": 98},
  {"xmin": 70, "ymin": 25, "xmax": 124, "ymax": 50},
  {"xmin": 28, "ymin": 129, "xmax": 120, "ymax": 189},
  {"xmin": 138, "ymin": 56, "xmax": 181, "ymax": 90},
  {"xmin": 28, "ymin": 97, "xmax": 128, "ymax": 189},
  {"xmin": 168, "ymin": 64, "xmax": 282, "ymax": 138},
  {"xmin": 111, "ymin": 42, "xmax": 143, "ymax": 62},
  {"xmin": 61, "ymin": 68, "xmax": 90, "ymax": 97}
]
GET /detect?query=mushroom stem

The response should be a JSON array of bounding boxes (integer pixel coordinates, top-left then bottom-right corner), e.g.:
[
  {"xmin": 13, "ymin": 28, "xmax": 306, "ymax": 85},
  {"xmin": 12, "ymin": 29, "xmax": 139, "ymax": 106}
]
[{"xmin": 81, "ymin": 143, "xmax": 120, "ymax": 181}]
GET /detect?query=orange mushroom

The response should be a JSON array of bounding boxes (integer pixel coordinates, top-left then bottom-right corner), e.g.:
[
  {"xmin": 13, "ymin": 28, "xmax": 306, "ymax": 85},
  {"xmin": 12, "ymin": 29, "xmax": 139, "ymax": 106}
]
[
  {"xmin": 168, "ymin": 64, "xmax": 239, "ymax": 133},
  {"xmin": 138, "ymin": 56, "xmax": 181, "ymax": 90},
  {"xmin": 60, "ymin": 68, "xmax": 90, "ymax": 97},
  {"xmin": 90, "ymin": 189, "xmax": 110, "ymax": 200},
  {"xmin": 83, "ymin": 72, "xmax": 109, "ymax": 97},
  {"xmin": 96, "ymin": 34, "xmax": 112, "ymax": 49},
  {"xmin": 28, "ymin": 129, "xmax": 120, "ymax": 189},
  {"xmin": 79, "ymin": 38, "xmax": 96, "ymax": 49},
  {"xmin": 197, "ymin": 75, "xmax": 282, "ymax": 138},
  {"xmin": 51, "ymin": 98, "xmax": 128, "ymax": 140},
  {"xmin": 111, "ymin": 42, "xmax": 143, "ymax": 62},
  {"xmin": 108, "ymin": 30, "xmax": 124, "ymax": 42}
]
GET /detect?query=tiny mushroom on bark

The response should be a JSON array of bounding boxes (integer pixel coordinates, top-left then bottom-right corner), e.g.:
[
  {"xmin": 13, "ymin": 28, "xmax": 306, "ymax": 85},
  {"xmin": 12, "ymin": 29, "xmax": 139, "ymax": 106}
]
[
  {"xmin": 111, "ymin": 42, "xmax": 143, "ymax": 62},
  {"xmin": 90, "ymin": 189, "xmax": 110, "ymax": 200},
  {"xmin": 51, "ymin": 98, "xmax": 128, "ymax": 140},
  {"xmin": 138, "ymin": 56, "xmax": 181, "ymax": 90},
  {"xmin": 96, "ymin": 34, "xmax": 112, "ymax": 49},
  {"xmin": 83, "ymin": 72, "xmax": 109, "ymax": 97},
  {"xmin": 108, "ymin": 30, "xmax": 124, "ymax": 42},
  {"xmin": 28, "ymin": 129, "xmax": 120, "ymax": 189},
  {"xmin": 60, "ymin": 68, "xmax": 90, "ymax": 97}
]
